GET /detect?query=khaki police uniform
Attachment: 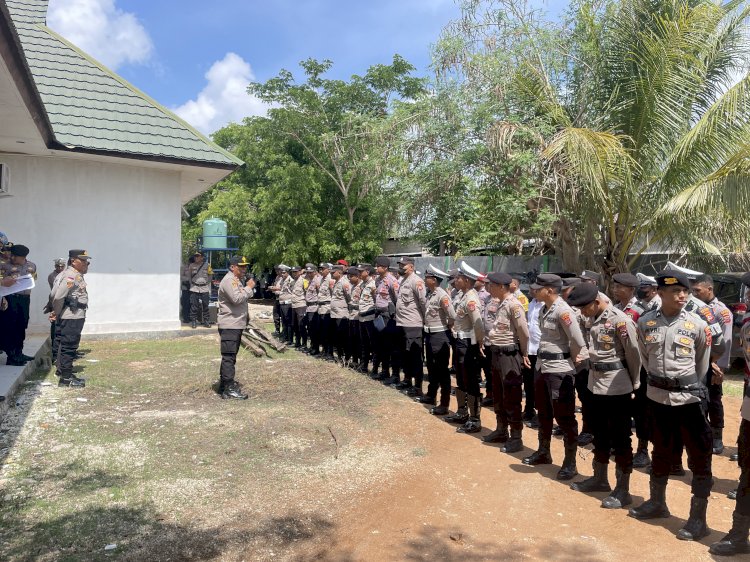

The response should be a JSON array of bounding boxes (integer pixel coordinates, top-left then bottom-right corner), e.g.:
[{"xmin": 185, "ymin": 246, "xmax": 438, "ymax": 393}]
[
  {"xmin": 318, "ymin": 272, "xmax": 333, "ymax": 356},
  {"xmin": 348, "ymin": 280, "xmax": 362, "ymax": 365},
  {"xmin": 453, "ymin": 288, "xmax": 485, "ymax": 423},
  {"xmin": 52, "ymin": 264, "xmax": 88, "ymax": 382},
  {"xmin": 330, "ymin": 275, "xmax": 350, "ymax": 361},
  {"xmin": 358, "ymin": 276, "xmax": 377, "ymax": 371},
  {"xmin": 217, "ymin": 270, "xmax": 254, "ymax": 388},
  {"xmin": 291, "ymin": 274, "xmax": 307, "ymax": 347},
  {"xmin": 395, "ymin": 271, "xmax": 427, "ymax": 390},
  {"xmin": 424, "ymin": 285, "xmax": 456, "ymax": 408}
]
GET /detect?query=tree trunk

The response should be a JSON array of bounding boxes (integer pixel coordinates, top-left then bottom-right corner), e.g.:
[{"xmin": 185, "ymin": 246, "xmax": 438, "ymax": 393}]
[{"xmin": 346, "ymin": 206, "xmax": 355, "ymax": 240}]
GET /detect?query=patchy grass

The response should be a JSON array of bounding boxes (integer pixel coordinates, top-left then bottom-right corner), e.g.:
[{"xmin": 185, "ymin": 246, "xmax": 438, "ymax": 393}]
[{"xmin": 0, "ymin": 335, "xmax": 418, "ymax": 561}]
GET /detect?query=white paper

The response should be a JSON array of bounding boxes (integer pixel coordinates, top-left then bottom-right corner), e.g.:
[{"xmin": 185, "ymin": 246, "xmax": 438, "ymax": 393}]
[{"xmin": 0, "ymin": 274, "xmax": 35, "ymax": 297}]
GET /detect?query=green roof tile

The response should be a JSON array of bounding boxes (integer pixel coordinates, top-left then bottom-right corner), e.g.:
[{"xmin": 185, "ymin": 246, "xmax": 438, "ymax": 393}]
[{"xmin": 5, "ymin": 0, "xmax": 243, "ymax": 168}]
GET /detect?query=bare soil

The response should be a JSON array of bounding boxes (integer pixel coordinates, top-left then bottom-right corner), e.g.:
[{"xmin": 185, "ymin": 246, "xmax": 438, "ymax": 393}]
[{"xmin": 0, "ymin": 334, "xmax": 744, "ymax": 561}]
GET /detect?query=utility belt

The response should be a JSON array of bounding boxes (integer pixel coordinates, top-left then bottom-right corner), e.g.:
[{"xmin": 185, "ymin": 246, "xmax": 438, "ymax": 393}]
[
  {"xmin": 318, "ymin": 300, "xmax": 331, "ymax": 305},
  {"xmin": 592, "ymin": 360, "xmax": 625, "ymax": 372},
  {"xmin": 64, "ymin": 297, "xmax": 87, "ymax": 310},
  {"xmin": 490, "ymin": 344, "xmax": 519, "ymax": 355},
  {"xmin": 424, "ymin": 325, "xmax": 449, "ymax": 334},
  {"xmin": 306, "ymin": 300, "xmax": 318, "ymax": 305},
  {"xmin": 456, "ymin": 330, "xmax": 477, "ymax": 344},
  {"xmin": 647, "ymin": 372, "xmax": 701, "ymax": 392},
  {"xmin": 538, "ymin": 351, "xmax": 570, "ymax": 360}
]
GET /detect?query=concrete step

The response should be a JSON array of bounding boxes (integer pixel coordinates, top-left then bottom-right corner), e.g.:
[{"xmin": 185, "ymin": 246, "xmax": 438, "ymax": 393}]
[{"xmin": 0, "ymin": 336, "xmax": 50, "ymax": 418}]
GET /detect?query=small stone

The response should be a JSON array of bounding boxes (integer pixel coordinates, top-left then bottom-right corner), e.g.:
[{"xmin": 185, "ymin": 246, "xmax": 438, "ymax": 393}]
[
  {"xmin": 104, "ymin": 544, "xmax": 117, "ymax": 551},
  {"xmin": 76, "ymin": 398, "xmax": 88, "ymax": 403},
  {"xmin": 40, "ymin": 382, "xmax": 53, "ymax": 387}
]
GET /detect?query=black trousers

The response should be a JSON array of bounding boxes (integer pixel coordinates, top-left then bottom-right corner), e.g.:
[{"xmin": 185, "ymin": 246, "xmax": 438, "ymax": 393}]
[
  {"xmin": 490, "ymin": 347, "xmax": 524, "ymax": 431},
  {"xmin": 292, "ymin": 306, "xmax": 307, "ymax": 346},
  {"xmin": 425, "ymin": 331, "xmax": 451, "ymax": 406},
  {"xmin": 4, "ymin": 294, "xmax": 30, "ymax": 356},
  {"xmin": 218, "ymin": 328, "xmax": 243, "ymax": 385},
  {"xmin": 454, "ymin": 338, "xmax": 481, "ymax": 397},
  {"xmin": 385, "ymin": 317, "xmax": 401, "ymax": 378},
  {"xmin": 400, "ymin": 326, "xmax": 424, "ymax": 387},
  {"xmin": 575, "ymin": 368, "xmax": 593, "ymax": 434},
  {"xmin": 273, "ymin": 299, "xmax": 282, "ymax": 332},
  {"xmin": 707, "ymin": 381, "xmax": 724, "ymax": 429},
  {"xmin": 632, "ymin": 368, "xmax": 650, "ymax": 442},
  {"xmin": 372, "ymin": 310, "xmax": 392, "ymax": 374},
  {"xmin": 523, "ymin": 354, "xmax": 537, "ymax": 414},
  {"xmin": 348, "ymin": 317, "xmax": 361, "ymax": 362},
  {"xmin": 590, "ymin": 393, "xmax": 633, "ymax": 471},
  {"xmin": 334, "ymin": 317, "xmax": 349, "ymax": 359},
  {"xmin": 650, "ymin": 400, "xmax": 713, "ymax": 498},
  {"xmin": 56, "ymin": 318, "xmax": 85, "ymax": 378},
  {"xmin": 189, "ymin": 291, "xmax": 209, "ymax": 323},
  {"xmin": 318, "ymin": 313, "xmax": 332, "ymax": 354},
  {"xmin": 306, "ymin": 310, "xmax": 319, "ymax": 350},
  {"xmin": 481, "ymin": 351, "xmax": 493, "ymax": 397},
  {"xmin": 535, "ymin": 370, "xmax": 578, "ymax": 446},
  {"xmin": 359, "ymin": 319, "xmax": 376, "ymax": 367},
  {"xmin": 736, "ymin": 418, "xmax": 750, "ymax": 515},
  {"xmin": 280, "ymin": 304, "xmax": 293, "ymax": 343},
  {"xmin": 180, "ymin": 289, "xmax": 191, "ymax": 322}
]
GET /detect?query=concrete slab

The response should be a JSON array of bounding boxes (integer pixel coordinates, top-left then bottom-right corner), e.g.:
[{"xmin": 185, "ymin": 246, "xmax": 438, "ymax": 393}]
[{"xmin": 0, "ymin": 335, "xmax": 50, "ymax": 417}]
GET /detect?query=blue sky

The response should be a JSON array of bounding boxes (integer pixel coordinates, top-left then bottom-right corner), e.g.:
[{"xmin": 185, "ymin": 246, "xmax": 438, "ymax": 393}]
[{"xmin": 46, "ymin": 0, "xmax": 564, "ymax": 134}]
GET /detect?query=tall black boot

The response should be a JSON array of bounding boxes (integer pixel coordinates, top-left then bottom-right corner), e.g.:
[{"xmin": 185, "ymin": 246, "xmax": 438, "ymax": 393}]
[
  {"xmin": 710, "ymin": 512, "xmax": 750, "ymax": 555},
  {"xmin": 601, "ymin": 467, "xmax": 632, "ymax": 509},
  {"xmin": 676, "ymin": 496, "xmax": 709, "ymax": 541},
  {"xmin": 523, "ymin": 437, "xmax": 552, "ymax": 465},
  {"xmin": 444, "ymin": 389, "xmax": 469, "ymax": 423},
  {"xmin": 458, "ymin": 395, "xmax": 482, "ymax": 433},
  {"xmin": 482, "ymin": 418, "xmax": 509, "ymax": 443},
  {"xmin": 628, "ymin": 479, "xmax": 670, "ymax": 519},
  {"xmin": 556, "ymin": 443, "xmax": 578, "ymax": 480},
  {"xmin": 713, "ymin": 427, "xmax": 725, "ymax": 455},
  {"xmin": 571, "ymin": 459, "xmax": 611, "ymax": 492},
  {"xmin": 502, "ymin": 427, "xmax": 524, "ymax": 453},
  {"xmin": 633, "ymin": 439, "xmax": 650, "ymax": 468}
]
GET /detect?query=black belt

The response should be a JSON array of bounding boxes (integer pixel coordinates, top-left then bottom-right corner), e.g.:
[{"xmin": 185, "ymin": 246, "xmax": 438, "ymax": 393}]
[
  {"xmin": 538, "ymin": 351, "xmax": 570, "ymax": 360},
  {"xmin": 592, "ymin": 360, "xmax": 625, "ymax": 372},
  {"xmin": 318, "ymin": 301, "xmax": 331, "ymax": 305},
  {"xmin": 359, "ymin": 309, "xmax": 377, "ymax": 318},
  {"xmin": 647, "ymin": 373, "xmax": 701, "ymax": 391},
  {"xmin": 491, "ymin": 345, "xmax": 519, "ymax": 355}
]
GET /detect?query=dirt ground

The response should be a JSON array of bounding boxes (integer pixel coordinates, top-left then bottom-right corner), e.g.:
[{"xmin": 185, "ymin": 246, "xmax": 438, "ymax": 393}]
[{"xmin": 0, "ymin": 332, "xmax": 745, "ymax": 561}]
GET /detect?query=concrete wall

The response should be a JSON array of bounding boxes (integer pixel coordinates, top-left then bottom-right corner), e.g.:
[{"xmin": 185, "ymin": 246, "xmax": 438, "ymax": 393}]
[{"xmin": 0, "ymin": 153, "xmax": 182, "ymax": 334}]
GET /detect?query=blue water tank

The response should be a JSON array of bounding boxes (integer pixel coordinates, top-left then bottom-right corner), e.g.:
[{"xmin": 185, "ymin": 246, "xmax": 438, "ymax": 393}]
[{"xmin": 202, "ymin": 218, "xmax": 227, "ymax": 249}]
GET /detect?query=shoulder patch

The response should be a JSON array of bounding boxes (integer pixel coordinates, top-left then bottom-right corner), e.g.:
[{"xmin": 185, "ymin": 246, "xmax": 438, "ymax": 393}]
[
  {"xmin": 699, "ymin": 306, "xmax": 716, "ymax": 323},
  {"xmin": 720, "ymin": 308, "xmax": 732, "ymax": 324},
  {"xmin": 616, "ymin": 321, "xmax": 629, "ymax": 339},
  {"xmin": 705, "ymin": 326, "xmax": 712, "ymax": 347},
  {"xmin": 440, "ymin": 295, "xmax": 450, "ymax": 308},
  {"xmin": 467, "ymin": 300, "xmax": 477, "ymax": 311},
  {"xmin": 560, "ymin": 312, "xmax": 572, "ymax": 326},
  {"xmin": 417, "ymin": 281, "xmax": 424, "ymax": 290},
  {"xmin": 513, "ymin": 305, "xmax": 523, "ymax": 319}
]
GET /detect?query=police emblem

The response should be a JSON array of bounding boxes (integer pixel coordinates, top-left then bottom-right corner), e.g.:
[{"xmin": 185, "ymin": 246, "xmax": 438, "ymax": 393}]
[
  {"xmin": 646, "ymin": 320, "xmax": 657, "ymax": 326},
  {"xmin": 684, "ymin": 321, "xmax": 695, "ymax": 330}
]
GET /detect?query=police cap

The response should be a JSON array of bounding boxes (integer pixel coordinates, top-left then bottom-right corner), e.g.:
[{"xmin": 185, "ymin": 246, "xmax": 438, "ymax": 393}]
[
  {"xmin": 655, "ymin": 270, "xmax": 690, "ymax": 289},
  {"xmin": 530, "ymin": 273, "xmax": 563, "ymax": 290},
  {"xmin": 612, "ymin": 273, "xmax": 639, "ymax": 288},
  {"xmin": 487, "ymin": 272, "xmax": 512, "ymax": 285},
  {"xmin": 567, "ymin": 283, "xmax": 599, "ymax": 307}
]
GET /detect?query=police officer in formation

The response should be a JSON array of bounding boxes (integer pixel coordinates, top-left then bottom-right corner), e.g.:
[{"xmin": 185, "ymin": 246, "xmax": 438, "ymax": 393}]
[
  {"xmin": 0, "ymin": 244, "xmax": 37, "ymax": 366},
  {"xmin": 270, "ymin": 258, "xmax": 750, "ymax": 555}
]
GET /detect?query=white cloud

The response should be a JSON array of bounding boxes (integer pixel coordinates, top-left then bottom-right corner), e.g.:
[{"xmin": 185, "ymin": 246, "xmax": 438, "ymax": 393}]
[
  {"xmin": 172, "ymin": 53, "xmax": 270, "ymax": 135},
  {"xmin": 47, "ymin": 0, "xmax": 153, "ymax": 70}
]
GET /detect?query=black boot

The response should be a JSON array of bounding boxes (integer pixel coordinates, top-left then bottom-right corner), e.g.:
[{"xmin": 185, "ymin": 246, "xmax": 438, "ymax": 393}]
[
  {"xmin": 628, "ymin": 480, "xmax": 670, "ymax": 519},
  {"xmin": 709, "ymin": 512, "xmax": 750, "ymax": 555},
  {"xmin": 58, "ymin": 375, "xmax": 85, "ymax": 388},
  {"xmin": 713, "ymin": 427, "xmax": 725, "ymax": 455},
  {"xmin": 556, "ymin": 444, "xmax": 578, "ymax": 481},
  {"xmin": 523, "ymin": 437, "xmax": 553, "ymax": 465},
  {"xmin": 676, "ymin": 496, "xmax": 709, "ymax": 541},
  {"xmin": 502, "ymin": 428, "xmax": 524, "ymax": 453},
  {"xmin": 191, "ymin": 320, "xmax": 197, "ymax": 329},
  {"xmin": 601, "ymin": 467, "xmax": 632, "ymax": 509},
  {"xmin": 571, "ymin": 459, "xmax": 611, "ymax": 492},
  {"xmin": 221, "ymin": 381, "xmax": 249, "ymax": 400},
  {"xmin": 728, "ymin": 485, "xmax": 739, "ymax": 500},
  {"xmin": 457, "ymin": 395, "xmax": 482, "ymax": 433},
  {"xmin": 444, "ymin": 390, "xmax": 469, "ymax": 423},
  {"xmin": 482, "ymin": 424, "xmax": 509, "ymax": 443},
  {"xmin": 633, "ymin": 439, "xmax": 650, "ymax": 468}
]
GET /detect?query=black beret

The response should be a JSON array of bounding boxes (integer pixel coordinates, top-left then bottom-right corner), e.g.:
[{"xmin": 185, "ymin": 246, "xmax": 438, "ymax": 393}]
[
  {"xmin": 531, "ymin": 273, "xmax": 563, "ymax": 290},
  {"xmin": 397, "ymin": 256, "xmax": 415, "ymax": 265},
  {"xmin": 742, "ymin": 272, "xmax": 750, "ymax": 286},
  {"xmin": 357, "ymin": 263, "xmax": 372, "ymax": 271},
  {"xmin": 562, "ymin": 277, "xmax": 581, "ymax": 287},
  {"xmin": 375, "ymin": 256, "xmax": 390, "ymax": 267},
  {"xmin": 68, "ymin": 249, "xmax": 91, "ymax": 260},
  {"xmin": 580, "ymin": 270, "xmax": 601, "ymax": 282},
  {"xmin": 290, "ymin": 265, "xmax": 301, "ymax": 272},
  {"xmin": 10, "ymin": 244, "xmax": 29, "ymax": 257},
  {"xmin": 655, "ymin": 270, "xmax": 690, "ymax": 289},
  {"xmin": 346, "ymin": 266, "xmax": 360, "ymax": 276},
  {"xmin": 487, "ymin": 272, "xmax": 512, "ymax": 285},
  {"xmin": 612, "ymin": 273, "xmax": 639, "ymax": 288},
  {"xmin": 567, "ymin": 283, "xmax": 599, "ymax": 307}
]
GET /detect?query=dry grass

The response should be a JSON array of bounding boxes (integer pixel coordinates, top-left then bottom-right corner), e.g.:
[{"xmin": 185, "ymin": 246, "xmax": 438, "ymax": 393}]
[{"xmin": 0, "ymin": 335, "xmax": 418, "ymax": 561}]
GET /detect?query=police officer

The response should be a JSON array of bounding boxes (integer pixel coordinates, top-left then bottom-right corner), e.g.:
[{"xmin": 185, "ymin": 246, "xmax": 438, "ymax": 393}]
[
  {"xmin": 187, "ymin": 251, "xmax": 211, "ymax": 329},
  {"xmin": 480, "ymin": 279, "xmax": 499, "ymax": 407},
  {"xmin": 629, "ymin": 271, "xmax": 712, "ymax": 542},
  {"xmin": 636, "ymin": 275, "xmax": 661, "ymax": 311},
  {"xmin": 444, "ymin": 263, "xmax": 484, "ymax": 433},
  {"xmin": 393, "ymin": 257, "xmax": 427, "ymax": 393},
  {"xmin": 710, "ymin": 274, "xmax": 750, "ymax": 555},
  {"xmin": 48, "ymin": 258, "xmax": 66, "ymax": 289},
  {"xmin": 270, "ymin": 265, "xmax": 293, "ymax": 343},
  {"xmin": 1, "ymin": 244, "xmax": 37, "ymax": 365},
  {"xmin": 373, "ymin": 256, "xmax": 399, "ymax": 381},
  {"xmin": 347, "ymin": 266, "xmax": 362, "ymax": 368},
  {"xmin": 216, "ymin": 256, "xmax": 255, "ymax": 399},
  {"xmin": 692, "ymin": 273, "xmax": 733, "ymax": 454},
  {"xmin": 317, "ymin": 263, "xmax": 334, "ymax": 359},
  {"xmin": 612, "ymin": 273, "xmax": 646, "ymax": 322},
  {"xmin": 419, "ymin": 265, "xmax": 456, "ymax": 414},
  {"xmin": 51, "ymin": 250, "xmax": 91, "ymax": 388},
  {"xmin": 329, "ymin": 265, "xmax": 350, "ymax": 364},
  {"xmin": 304, "ymin": 263, "xmax": 321, "ymax": 354},
  {"xmin": 357, "ymin": 264, "xmax": 378, "ymax": 374},
  {"xmin": 567, "ymin": 283, "xmax": 641, "ymax": 509},
  {"xmin": 482, "ymin": 272, "xmax": 530, "ymax": 454},
  {"xmin": 523, "ymin": 274, "xmax": 586, "ymax": 481},
  {"xmin": 270, "ymin": 265, "xmax": 284, "ymax": 335},
  {"xmin": 290, "ymin": 266, "xmax": 307, "ymax": 348}
]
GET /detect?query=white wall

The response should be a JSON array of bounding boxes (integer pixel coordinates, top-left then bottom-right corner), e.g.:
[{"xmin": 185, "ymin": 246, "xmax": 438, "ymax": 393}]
[{"xmin": 0, "ymin": 154, "xmax": 182, "ymax": 334}]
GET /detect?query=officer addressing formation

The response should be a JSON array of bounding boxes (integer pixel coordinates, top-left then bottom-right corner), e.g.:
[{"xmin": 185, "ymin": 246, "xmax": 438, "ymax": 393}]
[{"xmin": 5, "ymin": 220, "xmax": 750, "ymax": 556}]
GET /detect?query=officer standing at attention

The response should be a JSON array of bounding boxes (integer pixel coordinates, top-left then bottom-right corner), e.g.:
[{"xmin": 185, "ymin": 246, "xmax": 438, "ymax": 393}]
[
  {"xmin": 304, "ymin": 264, "xmax": 321, "ymax": 354},
  {"xmin": 692, "ymin": 274, "xmax": 733, "ymax": 455},
  {"xmin": 51, "ymin": 250, "xmax": 91, "ymax": 388},
  {"xmin": 393, "ymin": 257, "xmax": 427, "ymax": 394},
  {"xmin": 329, "ymin": 265, "xmax": 350, "ymax": 364},
  {"xmin": 444, "ymin": 263, "xmax": 485, "ymax": 434},
  {"xmin": 373, "ymin": 256, "xmax": 398, "ymax": 381},
  {"xmin": 290, "ymin": 266, "xmax": 307, "ymax": 348},
  {"xmin": 567, "ymin": 283, "xmax": 641, "ymax": 509},
  {"xmin": 270, "ymin": 265, "xmax": 293, "ymax": 343},
  {"xmin": 523, "ymin": 273, "xmax": 586, "ymax": 481},
  {"xmin": 628, "ymin": 271, "xmax": 712, "ymax": 542},
  {"xmin": 216, "ymin": 256, "xmax": 255, "ymax": 400},
  {"xmin": 480, "ymin": 282, "xmax": 500, "ymax": 407},
  {"xmin": 317, "ymin": 263, "xmax": 334, "ymax": 359},
  {"xmin": 636, "ymin": 275, "xmax": 661, "ymax": 311},
  {"xmin": 48, "ymin": 258, "xmax": 66, "ymax": 289},
  {"xmin": 1, "ymin": 244, "xmax": 37, "ymax": 365},
  {"xmin": 347, "ymin": 266, "xmax": 363, "ymax": 368},
  {"xmin": 270, "ymin": 265, "xmax": 283, "ymax": 335},
  {"xmin": 510, "ymin": 277, "xmax": 529, "ymax": 312},
  {"xmin": 612, "ymin": 273, "xmax": 646, "ymax": 323},
  {"xmin": 419, "ymin": 265, "xmax": 456, "ymax": 414},
  {"xmin": 482, "ymin": 272, "xmax": 530, "ymax": 454},
  {"xmin": 187, "ymin": 251, "xmax": 211, "ymax": 328},
  {"xmin": 357, "ymin": 264, "xmax": 378, "ymax": 375}
]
